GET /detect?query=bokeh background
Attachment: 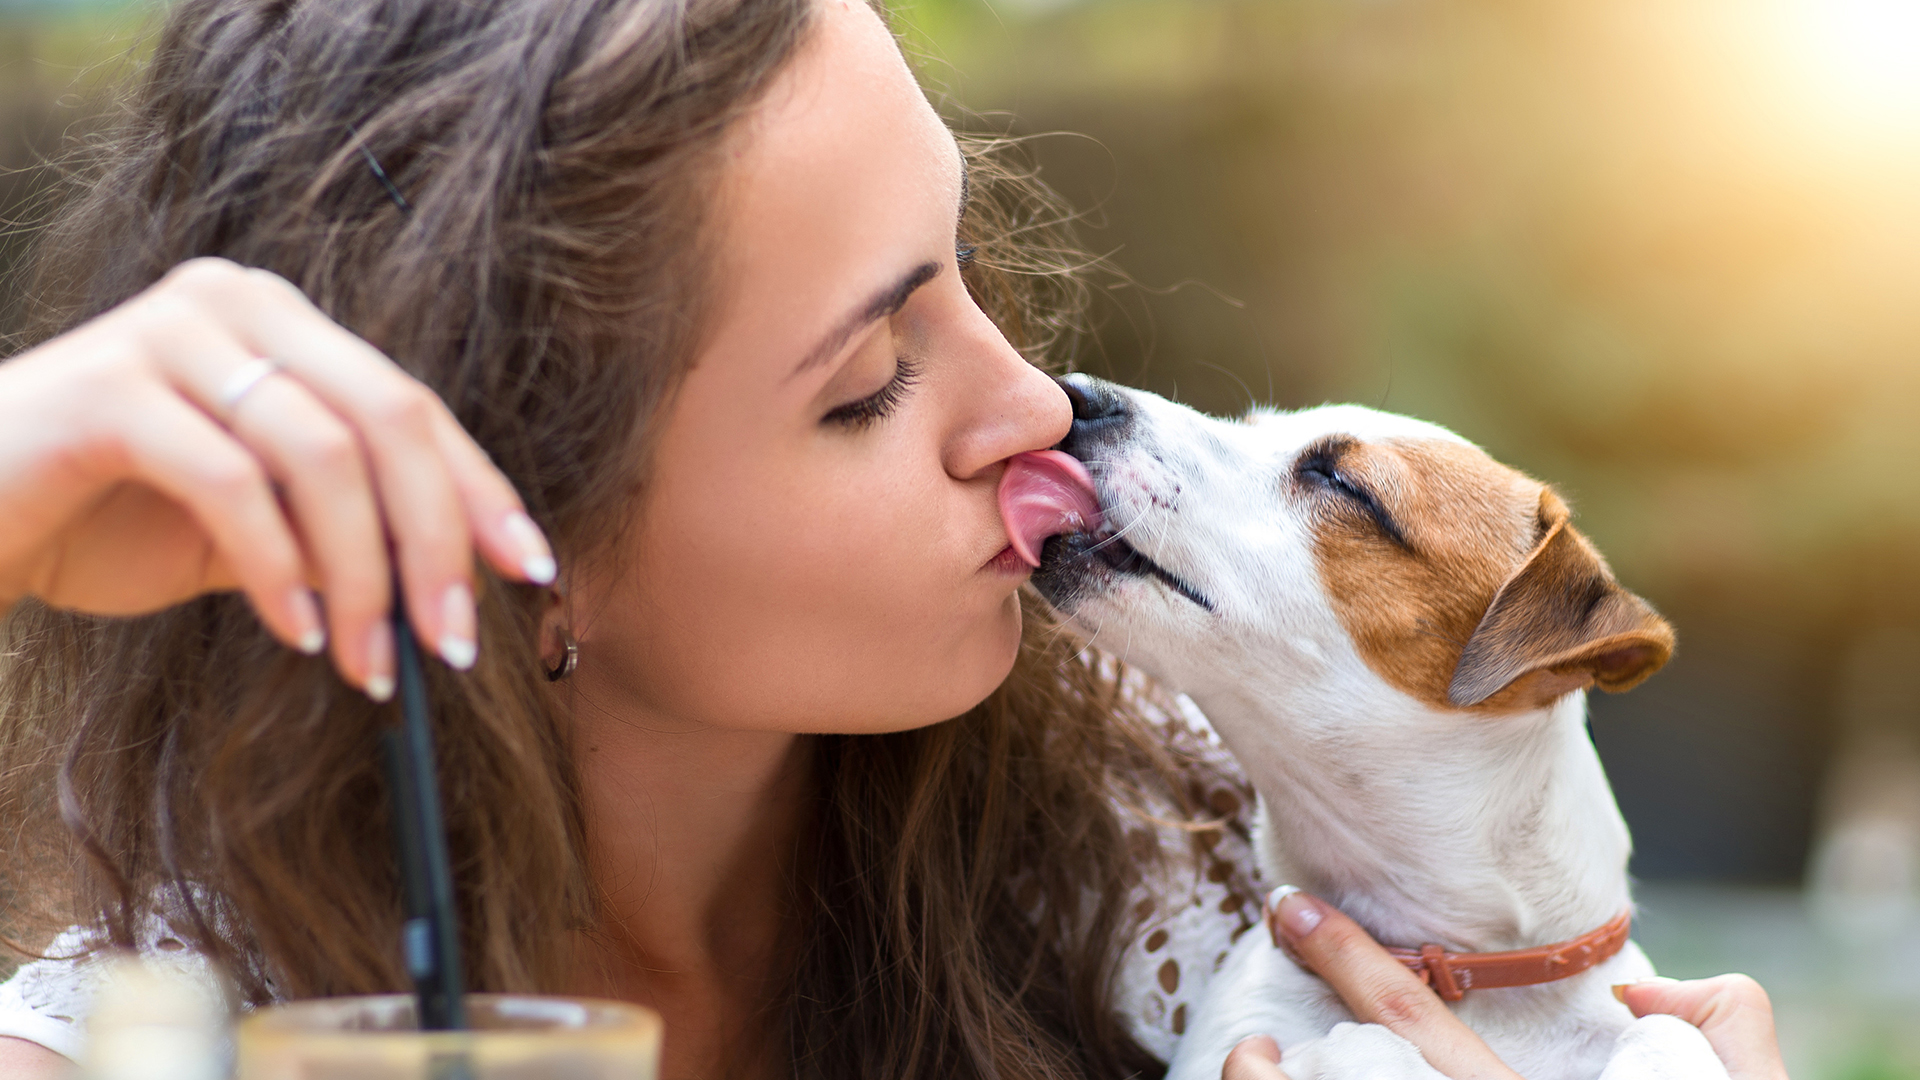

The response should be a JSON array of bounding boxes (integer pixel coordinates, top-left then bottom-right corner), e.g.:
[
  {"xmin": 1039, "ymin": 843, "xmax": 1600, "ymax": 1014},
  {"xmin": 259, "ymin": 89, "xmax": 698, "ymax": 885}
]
[{"xmin": 6, "ymin": 0, "xmax": 1920, "ymax": 1073}]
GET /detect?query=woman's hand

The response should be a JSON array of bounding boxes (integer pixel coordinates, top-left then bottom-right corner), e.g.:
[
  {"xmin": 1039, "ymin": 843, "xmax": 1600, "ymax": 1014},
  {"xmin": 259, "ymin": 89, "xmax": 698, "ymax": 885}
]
[
  {"xmin": 1616, "ymin": 975, "xmax": 1789, "ymax": 1080},
  {"xmin": 1221, "ymin": 889, "xmax": 1790, "ymax": 1080},
  {"xmin": 0, "ymin": 257, "xmax": 556, "ymax": 698}
]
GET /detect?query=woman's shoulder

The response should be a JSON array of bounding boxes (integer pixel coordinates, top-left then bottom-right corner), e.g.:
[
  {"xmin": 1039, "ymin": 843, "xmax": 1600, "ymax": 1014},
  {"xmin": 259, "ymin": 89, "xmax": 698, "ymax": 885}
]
[
  {"xmin": 1109, "ymin": 690, "xmax": 1268, "ymax": 1063},
  {"xmin": 0, "ymin": 919, "xmax": 226, "ymax": 1061}
]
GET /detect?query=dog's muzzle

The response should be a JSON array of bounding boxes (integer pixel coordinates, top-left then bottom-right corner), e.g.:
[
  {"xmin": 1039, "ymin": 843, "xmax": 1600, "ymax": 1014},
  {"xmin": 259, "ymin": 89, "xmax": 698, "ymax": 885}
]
[{"xmin": 1031, "ymin": 375, "xmax": 1213, "ymax": 613}]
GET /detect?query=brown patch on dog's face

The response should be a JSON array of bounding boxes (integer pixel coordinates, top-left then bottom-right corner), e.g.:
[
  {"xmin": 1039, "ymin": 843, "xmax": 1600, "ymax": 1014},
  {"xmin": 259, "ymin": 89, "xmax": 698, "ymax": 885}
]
[
  {"xmin": 1306, "ymin": 437, "xmax": 1543, "ymax": 711},
  {"xmin": 1306, "ymin": 437, "xmax": 1672, "ymax": 713}
]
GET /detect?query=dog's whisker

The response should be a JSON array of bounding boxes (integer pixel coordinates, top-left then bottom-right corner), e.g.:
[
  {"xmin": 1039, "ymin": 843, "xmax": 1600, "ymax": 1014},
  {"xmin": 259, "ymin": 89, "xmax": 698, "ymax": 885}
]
[
  {"xmin": 1084, "ymin": 513, "xmax": 1153, "ymax": 554},
  {"xmin": 1067, "ymin": 621, "xmax": 1108, "ymax": 670},
  {"xmin": 1139, "ymin": 512, "xmax": 1174, "ymax": 565}
]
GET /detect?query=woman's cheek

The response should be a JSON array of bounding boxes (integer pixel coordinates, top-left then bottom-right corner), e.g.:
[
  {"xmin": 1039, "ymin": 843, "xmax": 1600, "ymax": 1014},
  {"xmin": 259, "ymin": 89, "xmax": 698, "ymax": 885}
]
[{"xmin": 839, "ymin": 514, "xmax": 1016, "ymax": 723}]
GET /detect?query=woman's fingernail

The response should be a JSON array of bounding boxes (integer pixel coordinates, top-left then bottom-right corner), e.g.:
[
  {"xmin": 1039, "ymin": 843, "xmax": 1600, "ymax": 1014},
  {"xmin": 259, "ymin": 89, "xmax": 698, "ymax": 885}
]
[
  {"xmin": 1266, "ymin": 885, "xmax": 1299, "ymax": 948},
  {"xmin": 289, "ymin": 587, "xmax": 326, "ymax": 655},
  {"xmin": 365, "ymin": 619, "xmax": 395, "ymax": 702},
  {"xmin": 437, "ymin": 582, "xmax": 478, "ymax": 670},
  {"xmin": 1613, "ymin": 976, "xmax": 1678, "ymax": 1004},
  {"xmin": 1233, "ymin": 1035, "xmax": 1282, "ymax": 1064},
  {"xmin": 503, "ymin": 511, "xmax": 557, "ymax": 585},
  {"xmin": 1271, "ymin": 886, "xmax": 1325, "ymax": 942}
]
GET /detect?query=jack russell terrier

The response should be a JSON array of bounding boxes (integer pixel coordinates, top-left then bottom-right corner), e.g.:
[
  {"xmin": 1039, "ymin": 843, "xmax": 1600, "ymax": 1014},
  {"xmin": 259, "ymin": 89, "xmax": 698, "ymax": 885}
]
[{"xmin": 997, "ymin": 375, "xmax": 1730, "ymax": 1080}]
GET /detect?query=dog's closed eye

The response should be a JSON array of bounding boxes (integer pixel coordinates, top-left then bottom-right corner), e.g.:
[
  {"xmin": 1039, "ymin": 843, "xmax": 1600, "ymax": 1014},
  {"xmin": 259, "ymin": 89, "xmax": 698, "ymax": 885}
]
[{"xmin": 1294, "ymin": 440, "xmax": 1412, "ymax": 551}]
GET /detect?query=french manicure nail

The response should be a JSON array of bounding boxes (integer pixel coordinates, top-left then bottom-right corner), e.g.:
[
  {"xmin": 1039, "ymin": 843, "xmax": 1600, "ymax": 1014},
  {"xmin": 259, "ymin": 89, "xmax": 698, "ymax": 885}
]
[
  {"xmin": 365, "ymin": 619, "xmax": 395, "ymax": 702},
  {"xmin": 523, "ymin": 553, "xmax": 557, "ymax": 585},
  {"xmin": 1266, "ymin": 885, "xmax": 1301, "ymax": 948},
  {"xmin": 438, "ymin": 582, "xmax": 478, "ymax": 670},
  {"xmin": 503, "ymin": 511, "xmax": 557, "ymax": 585},
  {"xmin": 1271, "ymin": 887, "xmax": 1324, "ymax": 942},
  {"xmin": 289, "ymin": 587, "xmax": 326, "ymax": 655}
]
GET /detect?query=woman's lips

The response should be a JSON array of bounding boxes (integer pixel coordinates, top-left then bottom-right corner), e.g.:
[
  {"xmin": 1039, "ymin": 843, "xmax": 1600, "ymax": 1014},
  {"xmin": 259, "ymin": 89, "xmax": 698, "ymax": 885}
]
[
  {"xmin": 987, "ymin": 545, "xmax": 1029, "ymax": 575},
  {"xmin": 996, "ymin": 450, "xmax": 1103, "ymax": 568}
]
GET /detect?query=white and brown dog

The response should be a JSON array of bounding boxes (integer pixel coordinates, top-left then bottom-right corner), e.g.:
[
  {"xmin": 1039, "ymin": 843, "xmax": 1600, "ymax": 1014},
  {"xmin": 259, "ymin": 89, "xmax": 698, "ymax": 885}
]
[{"xmin": 1024, "ymin": 375, "xmax": 1730, "ymax": 1080}]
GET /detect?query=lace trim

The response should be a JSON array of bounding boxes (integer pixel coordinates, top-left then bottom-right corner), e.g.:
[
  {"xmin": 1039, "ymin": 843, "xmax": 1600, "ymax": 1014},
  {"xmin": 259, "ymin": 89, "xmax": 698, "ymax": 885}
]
[{"xmin": 0, "ymin": 920, "xmax": 225, "ymax": 1062}]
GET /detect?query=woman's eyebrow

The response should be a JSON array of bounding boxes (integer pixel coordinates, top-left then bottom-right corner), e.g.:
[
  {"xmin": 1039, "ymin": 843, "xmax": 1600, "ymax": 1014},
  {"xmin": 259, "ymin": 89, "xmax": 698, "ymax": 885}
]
[{"xmin": 790, "ymin": 260, "xmax": 942, "ymax": 378}]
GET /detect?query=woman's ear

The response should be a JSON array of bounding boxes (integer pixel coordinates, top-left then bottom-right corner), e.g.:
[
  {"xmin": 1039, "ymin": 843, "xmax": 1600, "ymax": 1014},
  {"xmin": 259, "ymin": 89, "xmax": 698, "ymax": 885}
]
[{"xmin": 1448, "ymin": 519, "xmax": 1675, "ymax": 710}]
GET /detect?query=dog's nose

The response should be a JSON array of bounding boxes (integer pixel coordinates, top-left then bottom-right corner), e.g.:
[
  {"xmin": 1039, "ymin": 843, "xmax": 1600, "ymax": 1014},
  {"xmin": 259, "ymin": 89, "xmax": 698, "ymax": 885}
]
[{"xmin": 1056, "ymin": 373, "xmax": 1128, "ymax": 425}]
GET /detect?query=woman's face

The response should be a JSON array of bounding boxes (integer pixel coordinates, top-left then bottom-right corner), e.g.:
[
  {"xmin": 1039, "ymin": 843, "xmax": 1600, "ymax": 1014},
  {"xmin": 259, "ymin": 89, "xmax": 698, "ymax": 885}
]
[{"xmin": 569, "ymin": 0, "xmax": 1070, "ymax": 734}]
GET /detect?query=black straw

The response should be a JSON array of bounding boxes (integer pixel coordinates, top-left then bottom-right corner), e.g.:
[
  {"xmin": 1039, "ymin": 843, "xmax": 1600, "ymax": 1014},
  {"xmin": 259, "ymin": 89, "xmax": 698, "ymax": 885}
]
[
  {"xmin": 380, "ymin": 600, "xmax": 468, "ymax": 1031},
  {"xmin": 352, "ymin": 131, "xmax": 463, "ymax": 1032}
]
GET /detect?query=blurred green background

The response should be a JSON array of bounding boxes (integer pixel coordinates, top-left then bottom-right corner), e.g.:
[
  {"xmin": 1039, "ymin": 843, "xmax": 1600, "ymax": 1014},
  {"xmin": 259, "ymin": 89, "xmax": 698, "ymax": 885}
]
[{"xmin": 6, "ymin": 0, "xmax": 1920, "ymax": 1072}]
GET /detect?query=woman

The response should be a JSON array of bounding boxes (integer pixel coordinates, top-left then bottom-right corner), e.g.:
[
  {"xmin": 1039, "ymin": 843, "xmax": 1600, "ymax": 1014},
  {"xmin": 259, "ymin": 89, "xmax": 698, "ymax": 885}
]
[{"xmin": 0, "ymin": 0, "xmax": 1788, "ymax": 1077}]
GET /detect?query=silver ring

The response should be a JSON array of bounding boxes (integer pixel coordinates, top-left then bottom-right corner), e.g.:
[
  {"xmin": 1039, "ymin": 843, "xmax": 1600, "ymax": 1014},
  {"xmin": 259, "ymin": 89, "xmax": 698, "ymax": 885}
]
[
  {"xmin": 219, "ymin": 358, "xmax": 283, "ymax": 414},
  {"xmin": 545, "ymin": 637, "xmax": 578, "ymax": 682}
]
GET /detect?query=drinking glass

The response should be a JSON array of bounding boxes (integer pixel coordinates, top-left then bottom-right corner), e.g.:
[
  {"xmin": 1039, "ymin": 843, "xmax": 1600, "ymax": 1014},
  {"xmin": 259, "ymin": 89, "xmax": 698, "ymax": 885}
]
[{"xmin": 235, "ymin": 994, "xmax": 661, "ymax": 1080}]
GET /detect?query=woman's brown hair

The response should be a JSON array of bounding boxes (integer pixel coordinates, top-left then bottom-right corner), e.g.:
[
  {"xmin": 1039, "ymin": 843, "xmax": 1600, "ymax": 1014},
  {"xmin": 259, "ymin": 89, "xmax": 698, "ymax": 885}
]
[{"xmin": 0, "ymin": 1, "xmax": 1215, "ymax": 1077}]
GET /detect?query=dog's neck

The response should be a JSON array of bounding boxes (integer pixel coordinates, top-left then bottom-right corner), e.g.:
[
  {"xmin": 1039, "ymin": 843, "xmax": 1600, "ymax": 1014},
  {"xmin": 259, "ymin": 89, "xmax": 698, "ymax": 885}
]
[{"xmin": 1190, "ymin": 670, "xmax": 1633, "ymax": 955}]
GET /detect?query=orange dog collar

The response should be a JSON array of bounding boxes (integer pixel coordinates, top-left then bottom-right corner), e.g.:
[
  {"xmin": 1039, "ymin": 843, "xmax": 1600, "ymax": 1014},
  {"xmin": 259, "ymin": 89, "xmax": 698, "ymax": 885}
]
[{"xmin": 1387, "ymin": 909, "xmax": 1633, "ymax": 1001}]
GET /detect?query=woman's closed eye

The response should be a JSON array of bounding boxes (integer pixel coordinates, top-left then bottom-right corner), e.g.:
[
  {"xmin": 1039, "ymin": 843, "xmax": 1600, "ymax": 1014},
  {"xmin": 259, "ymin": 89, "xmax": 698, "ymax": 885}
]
[
  {"xmin": 821, "ymin": 241, "xmax": 972, "ymax": 431},
  {"xmin": 824, "ymin": 354, "xmax": 922, "ymax": 429}
]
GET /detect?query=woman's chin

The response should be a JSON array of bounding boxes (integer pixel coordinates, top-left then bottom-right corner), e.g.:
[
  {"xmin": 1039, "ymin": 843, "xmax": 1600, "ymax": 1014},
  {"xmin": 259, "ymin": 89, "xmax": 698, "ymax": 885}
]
[{"xmin": 905, "ymin": 603, "xmax": 1025, "ymax": 729}]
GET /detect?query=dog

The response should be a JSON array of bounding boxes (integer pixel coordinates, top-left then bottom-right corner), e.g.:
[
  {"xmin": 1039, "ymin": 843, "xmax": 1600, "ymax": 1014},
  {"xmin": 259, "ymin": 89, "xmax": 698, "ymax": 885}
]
[{"xmin": 1027, "ymin": 375, "xmax": 1730, "ymax": 1080}]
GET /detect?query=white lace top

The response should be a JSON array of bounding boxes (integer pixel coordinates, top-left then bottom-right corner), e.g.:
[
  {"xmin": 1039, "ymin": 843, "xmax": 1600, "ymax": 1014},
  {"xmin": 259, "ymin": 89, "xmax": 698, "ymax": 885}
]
[
  {"xmin": 0, "ymin": 698, "xmax": 1265, "ymax": 1065},
  {"xmin": 0, "ymin": 922, "xmax": 227, "ymax": 1061}
]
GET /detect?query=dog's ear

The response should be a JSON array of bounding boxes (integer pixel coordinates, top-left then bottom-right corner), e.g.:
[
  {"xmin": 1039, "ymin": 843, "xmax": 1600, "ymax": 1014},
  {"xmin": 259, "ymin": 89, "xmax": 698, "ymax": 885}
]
[{"xmin": 1447, "ymin": 510, "xmax": 1674, "ymax": 710}]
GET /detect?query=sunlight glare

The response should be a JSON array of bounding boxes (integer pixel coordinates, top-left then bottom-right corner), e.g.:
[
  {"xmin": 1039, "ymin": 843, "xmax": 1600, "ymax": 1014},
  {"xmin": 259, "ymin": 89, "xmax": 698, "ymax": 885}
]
[{"xmin": 1772, "ymin": 0, "xmax": 1920, "ymax": 133}]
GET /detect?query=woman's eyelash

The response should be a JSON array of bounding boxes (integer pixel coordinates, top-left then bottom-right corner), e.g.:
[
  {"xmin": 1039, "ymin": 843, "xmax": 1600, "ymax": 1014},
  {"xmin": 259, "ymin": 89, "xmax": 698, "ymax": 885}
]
[
  {"xmin": 820, "ymin": 243, "xmax": 965, "ymax": 431},
  {"xmin": 824, "ymin": 355, "xmax": 922, "ymax": 430}
]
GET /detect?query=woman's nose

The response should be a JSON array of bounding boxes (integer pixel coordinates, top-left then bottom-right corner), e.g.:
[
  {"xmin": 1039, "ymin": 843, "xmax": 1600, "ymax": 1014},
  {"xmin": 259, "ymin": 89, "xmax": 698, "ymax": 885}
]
[{"xmin": 945, "ymin": 341, "xmax": 1072, "ymax": 480}]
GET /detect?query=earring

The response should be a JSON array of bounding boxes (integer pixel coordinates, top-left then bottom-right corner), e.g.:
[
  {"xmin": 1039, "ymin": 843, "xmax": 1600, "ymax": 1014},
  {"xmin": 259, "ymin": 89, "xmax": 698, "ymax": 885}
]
[{"xmin": 545, "ymin": 637, "xmax": 578, "ymax": 682}]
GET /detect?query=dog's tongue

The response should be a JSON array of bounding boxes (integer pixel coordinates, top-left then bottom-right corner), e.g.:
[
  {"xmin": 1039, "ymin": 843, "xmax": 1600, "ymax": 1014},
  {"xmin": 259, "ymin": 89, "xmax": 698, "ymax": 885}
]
[{"xmin": 999, "ymin": 450, "xmax": 1102, "ymax": 568}]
